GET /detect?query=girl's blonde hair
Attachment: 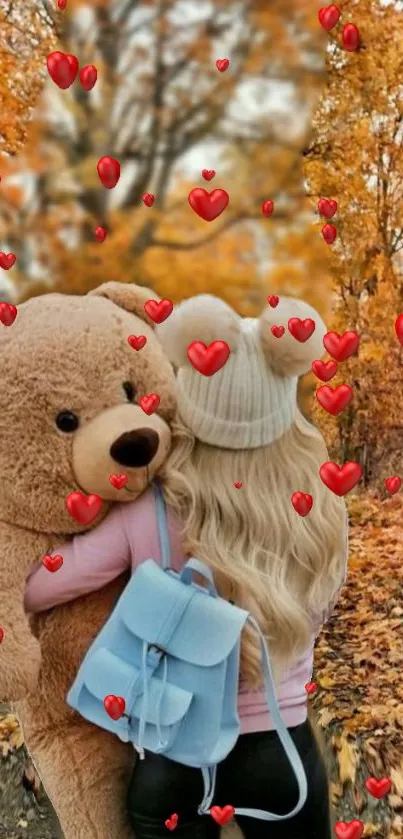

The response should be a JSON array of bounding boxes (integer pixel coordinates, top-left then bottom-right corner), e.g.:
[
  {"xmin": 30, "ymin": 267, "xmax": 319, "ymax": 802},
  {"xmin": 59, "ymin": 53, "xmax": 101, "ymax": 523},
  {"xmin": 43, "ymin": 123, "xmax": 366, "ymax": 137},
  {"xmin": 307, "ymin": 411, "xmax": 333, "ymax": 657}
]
[{"xmin": 161, "ymin": 410, "xmax": 346, "ymax": 688}]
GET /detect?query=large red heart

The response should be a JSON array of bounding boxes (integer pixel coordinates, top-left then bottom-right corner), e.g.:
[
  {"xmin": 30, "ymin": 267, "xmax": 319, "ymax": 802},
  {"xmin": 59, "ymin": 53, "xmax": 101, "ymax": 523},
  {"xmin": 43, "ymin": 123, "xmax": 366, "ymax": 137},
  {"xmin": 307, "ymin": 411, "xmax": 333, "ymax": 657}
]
[
  {"xmin": 210, "ymin": 805, "xmax": 235, "ymax": 825},
  {"xmin": 291, "ymin": 492, "xmax": 313, "ymax": 517},
  {"xmin": 139, "ymin": 394, "xmax": 160, "ymax": 415},
  {"xmin": 318, "ymin": 198, "xmax": 338, "ymax": 218},
  {"xmin": 316, "ymin": 384, "xmax": 353, "ymax": 415},
  {"xmin": 288, "ymin": 318, "xmax": 315, "ymax": 342},
  {"xmin": 365, "ymin": 777, "xmax": 392, "ymax": 799},
  {"xmin": 322, "ymin": 223, "xmax": 337, "ymax": 245},
  {"xmin": 188, "ymin": 188, "xmax": 229, "ymax": 222},
  {"xmin": 342, "ymin": 23, "xmax": 360, "ymax": 52},
  {"xmin": 104, "ymin": 694, "xmax": 126, "ymax": 721},
  {"xmin": 97, "ymin": 156, "xmax": 120, "ymax": 189},
  {"xmin": 128, "ymin": 334, "xmax": 147, "ymax": 350},
  {"xmin": 334, "ymin": 820, "xmax": 364, "ymax": 839},
  {"xmin": 323, "ymin": 330, "xmax": 359, "ymax": 361},
  {"xmin": 47, "ymin": 51, "xmax": 78, "ymax": 89},
  {"xmin": 65, "ymin": 491, "xmax": 103, "ymax": 524},
  {"xmin": 0, "ymin": 303, "xmax": 17, "ymax": 326},
  {"xmin": 318, "ymin": 5, "xmax": 341, "ymax": 31},
  {"xmin": 311, "ymin": 359, "xmax": 338, "ymax": 382},
  {"xmin": 319, "ymin": 462, "xmax": 362, "ymax": 496},
  {"xmin": 0, "ymin": 252, "xmax": 16, "ymax": 270},
  {"xmin": 144, "ymin": 298, "xmax": 173, "ymax": 324},
  {"xmin": 42, "ymin": 554, "xmax": 64, "ymax": 573},
  {"xmin": 187, "ymin": 341, "xmax": 230, "ymax": 376}
]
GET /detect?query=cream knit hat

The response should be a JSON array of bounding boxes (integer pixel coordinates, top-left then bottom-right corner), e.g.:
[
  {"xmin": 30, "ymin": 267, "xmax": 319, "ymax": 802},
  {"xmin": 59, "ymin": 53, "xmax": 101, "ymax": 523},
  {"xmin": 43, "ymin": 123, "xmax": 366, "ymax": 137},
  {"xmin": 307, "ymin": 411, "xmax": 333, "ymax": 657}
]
[{"xmin": 156, "ymin": 295, "xmax": 326, "ymax": 450}]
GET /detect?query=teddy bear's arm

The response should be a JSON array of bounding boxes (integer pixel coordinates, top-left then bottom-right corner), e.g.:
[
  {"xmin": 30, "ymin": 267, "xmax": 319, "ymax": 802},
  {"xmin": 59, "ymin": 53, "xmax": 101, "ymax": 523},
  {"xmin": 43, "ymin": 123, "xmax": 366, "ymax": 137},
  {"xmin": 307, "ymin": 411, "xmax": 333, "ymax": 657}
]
[{"xmin": 0, "ymin": 521, "xmax": 50, "ymax": 701}]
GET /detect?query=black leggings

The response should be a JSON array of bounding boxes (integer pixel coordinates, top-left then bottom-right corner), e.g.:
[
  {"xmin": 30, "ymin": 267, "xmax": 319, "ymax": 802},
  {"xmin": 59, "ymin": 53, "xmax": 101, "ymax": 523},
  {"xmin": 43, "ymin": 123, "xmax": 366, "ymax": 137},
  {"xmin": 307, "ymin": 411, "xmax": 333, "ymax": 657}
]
[{"xmin": 127, "ymin": 721, "xmax": 332, "ymax": 839}]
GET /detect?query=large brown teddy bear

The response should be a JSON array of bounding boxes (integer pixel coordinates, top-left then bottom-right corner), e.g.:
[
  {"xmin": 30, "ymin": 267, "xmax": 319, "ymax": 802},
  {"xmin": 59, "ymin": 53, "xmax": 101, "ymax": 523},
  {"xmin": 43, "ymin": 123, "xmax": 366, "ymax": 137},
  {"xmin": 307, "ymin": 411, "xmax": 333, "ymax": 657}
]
[{"xmin": 0, "ymin": 282, "xmax": 177, "ymax": 839}]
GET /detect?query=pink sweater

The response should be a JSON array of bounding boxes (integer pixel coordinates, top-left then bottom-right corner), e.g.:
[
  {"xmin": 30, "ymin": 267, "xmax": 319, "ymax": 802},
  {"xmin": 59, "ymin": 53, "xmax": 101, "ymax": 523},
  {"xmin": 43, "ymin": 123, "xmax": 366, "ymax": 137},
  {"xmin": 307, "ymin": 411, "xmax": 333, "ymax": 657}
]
[{"xmin": 25, "ymin": 487, "xmax": 347, "ymax": 734}]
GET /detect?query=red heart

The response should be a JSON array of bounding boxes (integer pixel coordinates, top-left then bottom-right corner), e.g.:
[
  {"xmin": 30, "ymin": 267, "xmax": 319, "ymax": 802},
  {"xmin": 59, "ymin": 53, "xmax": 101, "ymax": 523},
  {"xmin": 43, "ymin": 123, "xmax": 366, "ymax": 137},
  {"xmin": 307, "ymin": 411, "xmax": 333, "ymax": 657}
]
[
  {"xmin": 202, "ymin": 169, "xmax": 216, "ymax": 181},
  {"xmin": 323, "ymin": 330, "xmax": 359, "ymax": 361},
  {"xmin": 104, "ymin": 694, "xmax": 126, "ymax": 721},
  {"xmin": 0, "ymin": 302, "xmax": 17, "ymax": 326},
  {"xmin": 165, "ymin": 814, "xmax": 178, "ymax": 831},
  {"xmin": 288, "ymin": 318, "xmax": 315, "ymax": 342},
  {"xmin": 262, "ymin": 200, "xmax": 274, "ymax": 217},
  {"xmin": 385, "ymin": 476, "xmax": 401, "ymax": 495},
  {"xmin": 322, "ymin": 223, "xmax": 337, "ymax": 244},
  {"xmin": 318, "ymin": 5, "xmax": 341, "ymax": 31},
  {"xmin": 342, "ymin": 23, "xmax": 360, "ymax": 52},
  {"xmin": 57, "ymin": 0, "xmax": 67, "ymax": 9},
  {"xmin": 311, "ymin": 359, "xmax": 338, "ymax": 382},
  {"xmin": 395, "ymin": 315, "xmax": 403, "ymax": 346},
  {"xmin": 187, "ymin": 341, "xmax": 230, "ymax": 376},
  {"xmin": 267, "ymin": 295, "xmax": 279, "ymax": 308},
  {"xmin": 144, "ymin": 298, "xmax": 173, "ymax": 324},
  {"xmin": 140, "ymin": 394, "xmax": 160, "ymax": 415},
  {"xmin": 291, "ymin": 492, "xmax": 313, "ymax": 517},
  {"xmin": 216, "ymin": 59, "xmax": 229, "ymax": 72},
  {"xmin": 128, "ymin": 334, "xmax": 147, "ymax": 351},
  {"xmin": 210, "ymin": 805, "xmax": 235, "ymax": 825},
  {"xmin": 188, "ymin": 188, "xmax": 229, "ymax": 222},
  {"xmin": 65, "ymin": 491, "xmax": 103, "ymax": 525},
  {"xmin": 0, "ymin": 252, "xmax": 16, "ymax": 270},
  {"xmin": 234, "ymin": 482, "xmax": 243, "ymax": 489},
  {"xmin": 318, "ymin": 198, "xmax": 338, "ymax": 218},
  {"xmin": 109, "ymin": 474, "xmax": 128, "ymax": 490},
  {"xmin": 316, "ymin": 384, "xmax": 353, "ymax": 416},
  {"xmin": 94, "ymin": 226, "xmax": 107, "ymax": 242},
  {"xmin": 319, "ymin": 462, "xmax": 362, "ymax": 496},
  {"xmin": 304, "ymin": 681, "xmax": 317, "ymax": 696},
  {"xmin": 271, "ymin": 325, "xmax": 284, "ymax": 338},
  {"xmin": 0, "ymin": 626, "xmax": 3, "ymax": 644},
  {"xmin": 47, "ymin": 51, "xmax": 78, "ymax": 89},
  {"xmin": 365, "ymin": 777, "xmax": 392, "ymax": 799},
  {"xmin": 42, "ymin": 554, "xmax": 64, "ymax": 573},
  {"xmin": 143, "ymin": 193, "xmax": 155, "ymax": 207},
  {"xmin": 334, "ymin": 820, "xmax": 364, "ymax": 839},
  {"xmin": 79, "ymin": 64, "xmax": 97, "ymax": 91},
  {"xmin": 97, "ymin": 156, "xmax": 121, "ymax": 189}
]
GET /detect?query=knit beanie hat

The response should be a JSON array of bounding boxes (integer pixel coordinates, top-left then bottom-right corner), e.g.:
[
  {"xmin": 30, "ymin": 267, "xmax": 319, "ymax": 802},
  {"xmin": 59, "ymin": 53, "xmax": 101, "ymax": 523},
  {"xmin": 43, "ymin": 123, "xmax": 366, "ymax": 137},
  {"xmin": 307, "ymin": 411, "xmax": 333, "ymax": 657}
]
[{"xmin": 156, "ymin": 295, "xmax": 326, "ymax": 450}]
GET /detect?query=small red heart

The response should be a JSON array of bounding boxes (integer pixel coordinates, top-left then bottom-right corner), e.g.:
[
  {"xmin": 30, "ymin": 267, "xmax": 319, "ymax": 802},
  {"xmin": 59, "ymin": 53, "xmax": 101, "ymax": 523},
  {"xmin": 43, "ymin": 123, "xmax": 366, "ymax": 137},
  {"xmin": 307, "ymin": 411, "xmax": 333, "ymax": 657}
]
[
  {"xmin": 291, "ymin": 492, "xmax": 313, "ymax": 517},
  {"xmin": 385, "ymin": 476, "xmax": 401, "ymax": 495},
  {"xmin": 267, "ymin": 295, "xmax": 279, "ymax": 308},
  {"xmin": 140, "ymin": 394, "xmax": 160, "ymax": 415},
  {"xmin": 109, "ymin": 474, "xmax": 128, "ymax": 490},
  {"xmin": 311, "ymin": 359, "xmax": 338, "ymax": 382},
  {"xmin": 316, "ymin": 384, "xmax": 353, "ymax": 416},
  {"xmin": 143, "ymin": 193, "xmax": 155, "ymax": 207},
  {"xmin": 202, "ymin": 169, "xmax": 216, "ymax": 181},
  {"xmin": 94, "ymin": 226, "xmax": 107, "ymax": 242},
  {"xmin": 323, "ymin": 330, "xmax": 360, "ymax": 361},
  {"xmin": 65, "ymin": 491, "xmax": 103, "ymax": 525},
  {"xmin": 271, "ymin": 325, "xmax": 284, "ymax": 338},
  {"xmin": 144, "ymin": 298, "xmax": 173, "ymax": 324},
  {"xmin": 47, "ymin": 51, "xmax": 78, "ymax": 89},
  {"xmin": 262, "ymin": 200, "xmax": 274, "ymax": 217},
  {"xmin": 104, "ymin": 694, "xmax": 126, "ymax": 721},
  {"xmin": 319, "ymin": 462, "xmax": 362, "ymax": 496},
  {"xmin": 0, "ymin": 627, "xmax": 4, "ymax": 644},
  {"xmin": 42, "ymin": 554, "xmax": 64, "ymax": 573},
  {"xmin": 0, "ymin": 302, "xmax": 17, "ymax": 326},
  {"xmin": 334, "ymin": 820, "xmax": 364, "ymax": 839},
  {"xmin": 318, "ymin": 5, "xmax": 341, "ymax": 31},
  {"xmin": 305, "ymin": 681, "xmax": 317, "ymax": 695},
  {"xmin": 57, "ymin": 0, "xmax": 67, "ymax": 9},
  {"xmin": 97, "ymin": 156, "xmax": 120, "ymax": 189},
  {"xmin": 288, "ymin": 318, "xmax": 315, "ymax": 343},
  {"xmin": 128, "ymin": 334, "xmax": 147, "ymax": 351},
  {"xmin": 210, "ymin": 805, "xmax": 235, "ymax": 825},
  {"xmin": 0, "ymin": 252, "xmax": 16, "ymax": 270},
  {"xmin": 318, "ymin": 198, "xmax": 338, "ymax": 219},
  {"xmin": 395, "ymin": 315, "xmax": 403, "ymax": 346},
  {"xmin": 165, "ymin": 814, "xmax": 178, "ymax": 831},
  {"xmin": 79, "ymin": 64, "xmax": 97, "ymax": 91},
  {"xmin": 216, "ymin": 59, "xmax": 229, "ymax": 72},
  {"xmin": 365, "ymin": 777, "xmax": 392, "ymax": 799},
  {"xmin": 188, "ymin": 188, "xmax": 229, "ymax": 222},
  {"xmin": 322, "ymin": 223, "xmax": 337, "ymax": 244},
  {"xmin": 187, "ymin": 341, "xmax": 230, "ymax": 376},
  {"xmin": 234, "ymin": 482, "xmax": 243, "ymax": 489},
  {"xmin": 342, "ymin": 23, "xmax": 360, "ymax": 52}
]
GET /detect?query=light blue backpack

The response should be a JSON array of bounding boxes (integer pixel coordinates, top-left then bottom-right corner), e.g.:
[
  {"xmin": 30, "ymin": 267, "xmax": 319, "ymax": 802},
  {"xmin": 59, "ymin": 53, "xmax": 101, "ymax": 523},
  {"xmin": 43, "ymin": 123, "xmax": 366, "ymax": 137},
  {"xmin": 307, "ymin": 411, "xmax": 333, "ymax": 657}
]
[{"xmin": 67, "ymin": 482, "xmax": 308, "ymax": 821}]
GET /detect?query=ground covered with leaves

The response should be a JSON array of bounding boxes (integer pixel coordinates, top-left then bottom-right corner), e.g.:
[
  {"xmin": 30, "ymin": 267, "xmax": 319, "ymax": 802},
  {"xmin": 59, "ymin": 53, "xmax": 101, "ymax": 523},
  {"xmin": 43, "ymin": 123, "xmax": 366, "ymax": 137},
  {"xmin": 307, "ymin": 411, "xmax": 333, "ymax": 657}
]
[{"xmin": 0, "ymin": 492, "xmax": 402, "ymax": 838}]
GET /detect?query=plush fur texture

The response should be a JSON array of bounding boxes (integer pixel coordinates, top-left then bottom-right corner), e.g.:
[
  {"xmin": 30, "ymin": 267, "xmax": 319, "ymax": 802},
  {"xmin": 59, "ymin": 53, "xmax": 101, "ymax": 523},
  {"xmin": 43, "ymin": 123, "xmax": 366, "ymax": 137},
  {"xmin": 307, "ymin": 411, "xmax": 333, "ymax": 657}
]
[
  {"xmin": 259, "ymin": 297, "xmax": 326, "ymax": 377},
  {"xmin": 157, "ymin": 294, "xmax": 242, "ymax": 368},
  {"xmin": 0, "ymin": 282, "xmax": 177, "ymax": 839}
]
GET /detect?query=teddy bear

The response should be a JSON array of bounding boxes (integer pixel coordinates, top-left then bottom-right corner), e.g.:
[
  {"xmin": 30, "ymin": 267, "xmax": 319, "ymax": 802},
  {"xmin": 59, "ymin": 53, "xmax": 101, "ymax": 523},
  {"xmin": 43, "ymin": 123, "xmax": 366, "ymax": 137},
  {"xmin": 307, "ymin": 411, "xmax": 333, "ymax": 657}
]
[{"xmin": 0, "ymin": 281, "xmax": 177, "ymax": 839}]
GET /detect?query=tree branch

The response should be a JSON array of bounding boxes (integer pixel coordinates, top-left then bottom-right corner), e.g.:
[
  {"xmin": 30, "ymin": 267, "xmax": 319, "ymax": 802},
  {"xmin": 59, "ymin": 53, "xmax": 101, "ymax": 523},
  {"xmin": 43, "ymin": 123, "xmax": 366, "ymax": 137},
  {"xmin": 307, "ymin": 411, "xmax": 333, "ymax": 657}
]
[{"xmin": 149, "ymin": 209, "xmax": 290, "ymax": 251}]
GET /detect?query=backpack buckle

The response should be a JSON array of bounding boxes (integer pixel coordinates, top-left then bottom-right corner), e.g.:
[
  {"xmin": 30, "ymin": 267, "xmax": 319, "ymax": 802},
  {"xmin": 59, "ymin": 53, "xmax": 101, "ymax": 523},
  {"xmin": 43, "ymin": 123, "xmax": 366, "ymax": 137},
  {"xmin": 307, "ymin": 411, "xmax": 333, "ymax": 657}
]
[{"xmin": 147, "ymin": 643, "xmax": 166, "ymax": 657}]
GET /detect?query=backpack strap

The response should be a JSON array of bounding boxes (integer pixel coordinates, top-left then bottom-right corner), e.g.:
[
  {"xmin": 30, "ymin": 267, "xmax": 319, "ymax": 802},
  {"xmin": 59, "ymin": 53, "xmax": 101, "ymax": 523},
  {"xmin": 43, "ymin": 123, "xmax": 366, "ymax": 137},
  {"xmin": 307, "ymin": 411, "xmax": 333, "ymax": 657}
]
[{"xmin": 152, "ymin": 482, "xmax": 171, "ymax": 571}]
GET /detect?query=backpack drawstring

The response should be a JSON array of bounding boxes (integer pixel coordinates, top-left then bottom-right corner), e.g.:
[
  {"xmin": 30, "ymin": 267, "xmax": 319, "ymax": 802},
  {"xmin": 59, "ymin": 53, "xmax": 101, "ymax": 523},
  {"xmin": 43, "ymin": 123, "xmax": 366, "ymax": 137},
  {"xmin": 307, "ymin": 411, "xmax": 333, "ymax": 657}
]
[
  {"xmin": 198, "ymin": 766, "xmax": 217, "ymax": 815},
  {"xmin": 137, "ymin": 640, "xmax": 169, "ymax": 759},
  {"xmin": 155, "ymin": 654, "xmax": 169, "ymax": 751}
]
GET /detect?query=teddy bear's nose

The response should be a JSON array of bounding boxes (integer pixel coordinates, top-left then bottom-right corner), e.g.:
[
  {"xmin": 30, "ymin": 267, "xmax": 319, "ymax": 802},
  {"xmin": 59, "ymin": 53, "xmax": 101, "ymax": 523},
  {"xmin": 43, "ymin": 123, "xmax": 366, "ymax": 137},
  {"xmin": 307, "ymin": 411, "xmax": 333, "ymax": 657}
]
[{"xmin": 110, "ymin": 428, "xmax": 160, "ymax": 468}]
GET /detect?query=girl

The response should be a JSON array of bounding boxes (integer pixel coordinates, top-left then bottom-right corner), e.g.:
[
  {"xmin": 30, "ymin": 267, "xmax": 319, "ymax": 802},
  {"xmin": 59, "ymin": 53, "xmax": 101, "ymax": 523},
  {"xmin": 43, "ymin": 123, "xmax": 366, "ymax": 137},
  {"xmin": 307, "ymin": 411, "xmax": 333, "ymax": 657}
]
[{"xmin": 25, "ymin": 294, "xmax": 348, "ymax": 839}]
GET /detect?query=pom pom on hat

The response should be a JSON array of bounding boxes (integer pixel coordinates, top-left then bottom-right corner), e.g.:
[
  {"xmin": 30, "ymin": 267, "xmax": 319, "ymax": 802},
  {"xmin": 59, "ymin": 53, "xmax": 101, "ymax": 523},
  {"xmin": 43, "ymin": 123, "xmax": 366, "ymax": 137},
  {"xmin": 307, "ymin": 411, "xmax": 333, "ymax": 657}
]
[
  {"xmin": 259, "ymin": 297, "xmax": 327, "ymax": 377},
  {"xmin": 156, "ymin": 294, "xmax": 241, "ymax": 369}
]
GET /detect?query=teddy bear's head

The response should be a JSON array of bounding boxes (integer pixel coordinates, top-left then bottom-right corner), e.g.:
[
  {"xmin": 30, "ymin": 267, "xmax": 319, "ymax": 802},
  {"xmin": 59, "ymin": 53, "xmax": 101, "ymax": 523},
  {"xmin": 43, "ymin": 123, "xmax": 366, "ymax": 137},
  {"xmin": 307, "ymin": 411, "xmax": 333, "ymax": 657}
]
[{"xmin": 0, "ymin": 282, "xmax": 176, "ymax": 533}]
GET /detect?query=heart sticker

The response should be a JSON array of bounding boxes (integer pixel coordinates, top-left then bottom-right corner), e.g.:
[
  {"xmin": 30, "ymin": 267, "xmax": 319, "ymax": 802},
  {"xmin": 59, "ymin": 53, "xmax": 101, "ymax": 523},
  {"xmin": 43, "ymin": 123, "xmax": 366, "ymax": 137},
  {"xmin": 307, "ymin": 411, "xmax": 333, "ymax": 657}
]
[
  {"xmin": 104, "ymin": 694, "xmax": 126, "ymax": 721},
  {"xmin": 188, "ymin": 188, "xmax": 229, "ymax": 222},
  {"xmin": 144, "ymin": 298, "xmax": 173, "ymax": 324},
  {"xmin": 304, "ymin": 682, "xmax": 317, "ymax": 696},
  {"xmin": 234, "ymin": 482, "xmax": 243, "ymax": 489},
  {"xmin": 202, "ymin": 169, "xmax": 216, "ymax": 181},
  {"xmin": 216, "ymin": 59, "xmax": 229, "ymax": 72},
  {"xmin": 0, "ymin": 303, "xmax": 17, "ymax": 326},
  {"xmin": 47, "ymin": 52, "xmax": 78, "ymax": 89},
  {"xmin": 267, "ymin": 295, "xmax": 279, "ymax": 308},
  {"xmin": 0, "ymin": 627, "xmax": 4, "ymax": 644},
  {"xmin": 322, "ymin": 223, "xmax": 337, "ymax": 245},
  {"xmin": 165, "ymin": 814, "xmax": 179, "ymax": 831},
  {"xmin": 291, "ymin": 492, "xmax": 313, "ymax": 517},
  {"xmin": 143, "ymin": 193, "xmax": 155, "ymax": 207},
  {"xmin": 365, "ymin": 777, "xmax": 391, "ymax": 799},
  {"xmin": 94, "ymin": 226, "xmax": 107, "ymax": 242},
  {"xmin": 316, "ymin": 384, "xmax": 353, "ymax": 415},
  {"xmin": 318, "ymin": 198, "xmax": 337, "ymax": 218},
  {"xmin": 262, "ymin": 200, "xmax": 274, "ymax": 216},
  {"xmin": 334, "ymin": 820, "xmax": 364, "ymax": 839},
  {"xmin": 323, "ymin": 330, "xmax": 359, "ymax": 361},
  {"xmin": 271, "ymin": 325, "xmax": 285, "ymax": 338},
  {"xmin": 187, "ymin": 341, "xmax": 230, "ymax": 376},
  {"xmin": 109, "ymin": 474, "xmax": 128, "ymax": 490},
  {"xmin": 385, "ymin": 476, "xmax": 401, "ymax": 495},
  {"xmin": 128, "ymin": 335, "xmax": 147, "ymax": 350},
  {"xmin": 42, "ymin": 554, "xmax": 64, "ymax": 573},
  {"xmin": 342, "ymin": 23, "xmax": 360, "ymax": 52},
  {"xmin": 97, "ymin": 156, "xmax": 121, "ymax": 189},
  {"xmin": 395, "ymin": 314, "xmax": 403, "ymax": 346},
  {"xmin": 140, "ymin": 394, "xmax": 160, "ymax": 415},
  {"xmin": 210, "ymin": 805, "xmax": 235, "ymax": 825},
  {"xmin": 0, "ymin": 252, "xmax": 16, "ymax": 270},
  {"xmin": 318, "ymin": 5, "xmax": 341, "ymax": 31},
  {"xmin": 311, "ymin": 359, "xmax": 338, "ymax": 382},
  {"xmin": 65, "ymin": 491, "xmax": 103, "ymax": 525},
  {"xmin": 319, "ymin": 462, "xmax": 362, "ymax": 496},
  {"xmin": 79, "ymin": 64, "xmax": 97, "ymax": 91},
  {"xmin": 288, "ymin": 318, "xmax": 315, "ymax": 343}
]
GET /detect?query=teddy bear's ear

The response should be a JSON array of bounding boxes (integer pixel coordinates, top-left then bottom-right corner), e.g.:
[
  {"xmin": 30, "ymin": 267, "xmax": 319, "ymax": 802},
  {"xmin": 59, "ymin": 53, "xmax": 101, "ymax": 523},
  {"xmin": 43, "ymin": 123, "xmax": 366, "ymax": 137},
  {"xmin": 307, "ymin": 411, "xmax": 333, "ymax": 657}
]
[
  {"xmin": 156, "ymin": 294, "xmax": 241, "ymax": 368},
  {"xmin": 88, "ymin": 282, "xmax": 158, "ymax": 328},
  {"xmin": 259, "ymin": 297, "xmax": 326, "ymax": 377}
]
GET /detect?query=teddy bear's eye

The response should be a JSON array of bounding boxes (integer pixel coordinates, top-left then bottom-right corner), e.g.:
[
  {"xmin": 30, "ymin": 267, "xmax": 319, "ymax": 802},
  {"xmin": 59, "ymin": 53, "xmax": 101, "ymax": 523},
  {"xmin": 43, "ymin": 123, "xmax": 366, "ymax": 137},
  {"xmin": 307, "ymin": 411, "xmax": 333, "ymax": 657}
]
[
  {"xmin": 55, "ymin": 411, "xmax": 80, "ymax": 433},
  {"xmin": 123, "ymin": 381, "xmax": 136, "ymax": 402}
]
